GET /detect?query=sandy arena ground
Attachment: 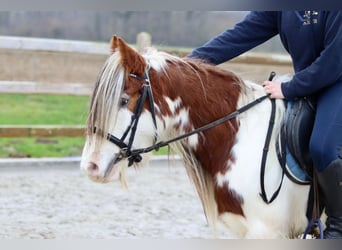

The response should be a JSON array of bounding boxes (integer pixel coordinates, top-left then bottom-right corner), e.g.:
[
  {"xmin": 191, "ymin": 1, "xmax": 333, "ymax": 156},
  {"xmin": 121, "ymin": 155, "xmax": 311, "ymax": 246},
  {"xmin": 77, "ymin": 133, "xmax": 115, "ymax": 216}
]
[{"xmin": 0, "ymin": 158, "xmax": 229, "ymax": 239}]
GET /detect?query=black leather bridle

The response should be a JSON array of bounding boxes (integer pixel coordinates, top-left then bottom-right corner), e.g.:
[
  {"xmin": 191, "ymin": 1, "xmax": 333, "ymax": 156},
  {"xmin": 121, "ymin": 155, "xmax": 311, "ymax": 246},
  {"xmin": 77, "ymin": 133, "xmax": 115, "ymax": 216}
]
[
  {"xmin": 94, "ymin": 64, "xmax": 157, "ymax": 174},
  {"xmin": 94, "ymin": 68, "xmax": 285, "ymax": 204}
]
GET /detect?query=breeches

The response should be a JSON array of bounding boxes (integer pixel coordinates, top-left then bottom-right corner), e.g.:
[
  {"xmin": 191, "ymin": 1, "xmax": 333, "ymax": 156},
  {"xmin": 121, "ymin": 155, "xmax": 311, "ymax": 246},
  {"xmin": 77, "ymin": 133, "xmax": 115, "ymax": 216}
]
[{"xmin": 309, "ymin": 82, "xmax": 342, "ymax": 172}]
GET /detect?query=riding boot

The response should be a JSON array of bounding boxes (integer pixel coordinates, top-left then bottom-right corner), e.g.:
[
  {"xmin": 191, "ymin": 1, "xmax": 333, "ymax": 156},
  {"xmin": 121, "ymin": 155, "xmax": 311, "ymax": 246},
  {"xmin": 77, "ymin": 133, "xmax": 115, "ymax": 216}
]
[{"xmin": 316, "ymin": 158, "xmax": 342, "ymax": 239}]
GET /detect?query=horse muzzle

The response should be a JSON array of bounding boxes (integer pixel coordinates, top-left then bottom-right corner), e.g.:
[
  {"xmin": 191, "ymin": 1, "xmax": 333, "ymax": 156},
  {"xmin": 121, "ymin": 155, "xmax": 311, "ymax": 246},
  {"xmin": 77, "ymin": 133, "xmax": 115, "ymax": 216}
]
[{"xmin": 83, "ymin": 153, "xmax": 122, "ymax": 183}]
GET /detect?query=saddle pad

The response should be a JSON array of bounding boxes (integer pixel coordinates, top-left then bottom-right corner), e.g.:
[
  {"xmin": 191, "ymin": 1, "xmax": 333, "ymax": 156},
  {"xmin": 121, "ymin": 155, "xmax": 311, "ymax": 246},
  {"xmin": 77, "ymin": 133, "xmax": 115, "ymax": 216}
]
[{"xmin": 285, "ymin": 145, "xmax": 311, "ymax": 185}]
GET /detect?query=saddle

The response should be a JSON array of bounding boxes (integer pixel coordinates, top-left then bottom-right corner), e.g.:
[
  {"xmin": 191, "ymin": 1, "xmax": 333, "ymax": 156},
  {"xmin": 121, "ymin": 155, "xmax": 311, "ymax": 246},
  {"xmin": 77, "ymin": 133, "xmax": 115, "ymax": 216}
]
[{"xmin": 278, "ymin": 96, "xmax": 317, "ymax": 185}]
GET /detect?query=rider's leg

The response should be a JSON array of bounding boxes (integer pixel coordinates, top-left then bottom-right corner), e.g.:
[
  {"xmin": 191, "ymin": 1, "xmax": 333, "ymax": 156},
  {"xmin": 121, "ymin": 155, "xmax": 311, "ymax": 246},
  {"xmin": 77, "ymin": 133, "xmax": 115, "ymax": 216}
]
[{"xmin": 309, "ymin": 82, "xmax": 342, "ymax": 239}]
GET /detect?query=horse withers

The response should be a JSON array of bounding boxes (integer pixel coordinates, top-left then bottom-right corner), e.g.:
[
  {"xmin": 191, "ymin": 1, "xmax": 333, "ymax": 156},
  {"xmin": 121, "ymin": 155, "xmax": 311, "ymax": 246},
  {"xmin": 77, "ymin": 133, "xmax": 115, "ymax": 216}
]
[{"xmin": 80, "ymin": 36, "xmax": 310, "ymax": 238}]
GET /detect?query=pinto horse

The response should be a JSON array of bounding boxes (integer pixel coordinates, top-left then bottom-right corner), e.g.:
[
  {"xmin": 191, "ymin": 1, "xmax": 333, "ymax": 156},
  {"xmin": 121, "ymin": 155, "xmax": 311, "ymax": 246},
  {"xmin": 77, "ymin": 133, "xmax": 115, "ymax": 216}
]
[{"xmin": 80, "ymin": 36, "xmax": 310, "ymax": 238}]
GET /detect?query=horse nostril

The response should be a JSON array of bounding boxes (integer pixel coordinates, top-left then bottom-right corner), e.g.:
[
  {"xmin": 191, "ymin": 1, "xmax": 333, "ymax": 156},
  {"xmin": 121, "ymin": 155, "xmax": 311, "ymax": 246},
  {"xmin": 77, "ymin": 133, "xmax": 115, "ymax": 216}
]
[{"xmin": 87, "ymin": 162, "xmax": 99, "ymax": 176}]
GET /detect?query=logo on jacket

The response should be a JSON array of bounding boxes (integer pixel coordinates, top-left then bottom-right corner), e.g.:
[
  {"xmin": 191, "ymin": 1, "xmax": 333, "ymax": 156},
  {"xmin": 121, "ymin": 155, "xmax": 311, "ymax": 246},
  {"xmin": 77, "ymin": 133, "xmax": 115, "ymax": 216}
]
[{"xmin": 303, "ymin": 11, "xmax": 319, "ymax": 25}]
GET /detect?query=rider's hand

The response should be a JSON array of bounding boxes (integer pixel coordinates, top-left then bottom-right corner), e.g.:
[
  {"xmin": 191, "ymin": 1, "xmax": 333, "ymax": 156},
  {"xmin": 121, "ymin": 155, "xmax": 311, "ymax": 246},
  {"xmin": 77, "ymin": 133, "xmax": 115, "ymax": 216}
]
[{"xmin": 263, "ymin": 81, "xmax": 285, "ymax": 99}]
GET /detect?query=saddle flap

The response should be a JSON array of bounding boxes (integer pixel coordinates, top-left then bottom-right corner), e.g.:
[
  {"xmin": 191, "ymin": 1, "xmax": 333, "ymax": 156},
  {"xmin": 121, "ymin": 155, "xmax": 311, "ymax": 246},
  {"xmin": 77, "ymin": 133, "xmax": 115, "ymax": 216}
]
[{"xmin": 282, "ymin": 97, "xmax": 317, "ymax": 183}]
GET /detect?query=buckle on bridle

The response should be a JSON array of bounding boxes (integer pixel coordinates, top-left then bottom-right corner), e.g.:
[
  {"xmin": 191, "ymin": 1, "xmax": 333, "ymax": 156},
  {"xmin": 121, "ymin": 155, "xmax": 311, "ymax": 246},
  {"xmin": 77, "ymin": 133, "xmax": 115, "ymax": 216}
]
[{"xmin": 119, "ymin": 147, "xmax": 142, "ymax": 167}]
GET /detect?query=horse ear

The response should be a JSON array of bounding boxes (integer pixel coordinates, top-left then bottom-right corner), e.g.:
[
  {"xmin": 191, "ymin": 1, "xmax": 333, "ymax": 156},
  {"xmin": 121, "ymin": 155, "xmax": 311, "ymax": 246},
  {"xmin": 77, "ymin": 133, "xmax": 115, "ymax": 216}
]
[
  {"xmin": 109, "ymin": 35, "xmax": 118, "ymax": 54},
  {"xmin": 117, "ymin": 37, "xmax": 146, "ymax": 75}
]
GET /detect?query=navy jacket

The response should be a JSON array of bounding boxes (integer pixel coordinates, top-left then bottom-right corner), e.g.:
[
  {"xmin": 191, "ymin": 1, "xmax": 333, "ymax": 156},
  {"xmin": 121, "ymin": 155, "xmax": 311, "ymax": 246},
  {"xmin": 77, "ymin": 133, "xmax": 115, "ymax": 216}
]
[{"xmin": 189, "ymin": 11, "xmax": 342, "ymax": 100}]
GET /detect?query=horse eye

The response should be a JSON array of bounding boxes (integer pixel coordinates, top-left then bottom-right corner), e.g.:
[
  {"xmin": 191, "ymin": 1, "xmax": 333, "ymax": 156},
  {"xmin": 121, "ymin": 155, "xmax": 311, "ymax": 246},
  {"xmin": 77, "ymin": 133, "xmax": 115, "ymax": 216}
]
[{"xmin": 120, "ymin": 97, "xmax": 129, "ymax": 107}]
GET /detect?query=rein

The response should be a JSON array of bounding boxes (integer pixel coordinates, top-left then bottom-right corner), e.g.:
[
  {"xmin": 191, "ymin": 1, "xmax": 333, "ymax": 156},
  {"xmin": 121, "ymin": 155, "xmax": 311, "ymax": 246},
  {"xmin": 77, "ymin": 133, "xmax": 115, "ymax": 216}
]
[
  {"xmin": 95, "ymin": 68, "xmax": 285, "ymax": 203},
  {"xmin": 259, "ymin": 72, "xmax": 285, "ymax": 204},
  {"xmin": 131, "ymin": 95, "xmax": 269, "ymax": 155}
]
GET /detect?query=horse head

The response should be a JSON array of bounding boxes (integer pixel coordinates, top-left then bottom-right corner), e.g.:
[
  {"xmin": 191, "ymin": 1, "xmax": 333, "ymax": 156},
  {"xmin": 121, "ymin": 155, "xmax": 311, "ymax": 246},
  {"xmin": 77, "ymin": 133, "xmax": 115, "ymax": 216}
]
[{"xmin": 80, "ymin": 36, "xmax": 158, "ymax": 183}]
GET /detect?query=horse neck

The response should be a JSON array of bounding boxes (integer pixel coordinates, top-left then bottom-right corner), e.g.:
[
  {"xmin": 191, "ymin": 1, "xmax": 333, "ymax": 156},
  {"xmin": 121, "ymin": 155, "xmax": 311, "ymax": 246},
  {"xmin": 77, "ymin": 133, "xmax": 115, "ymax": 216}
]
[{"xmin": 151, "ymin": 60, "xmax": 244, "ymax": 173}]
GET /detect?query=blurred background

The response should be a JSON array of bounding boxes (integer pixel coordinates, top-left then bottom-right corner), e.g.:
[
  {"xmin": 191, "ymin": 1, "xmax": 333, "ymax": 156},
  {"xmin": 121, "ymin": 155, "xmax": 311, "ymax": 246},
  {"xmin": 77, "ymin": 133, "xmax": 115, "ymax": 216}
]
[
  {"xmin": 0, "ymin": 11, "xmax": 286, "ymax": 52},
  {"xmin": 0, "ymin": 11, "xmax": 291, "ymax": 158}
]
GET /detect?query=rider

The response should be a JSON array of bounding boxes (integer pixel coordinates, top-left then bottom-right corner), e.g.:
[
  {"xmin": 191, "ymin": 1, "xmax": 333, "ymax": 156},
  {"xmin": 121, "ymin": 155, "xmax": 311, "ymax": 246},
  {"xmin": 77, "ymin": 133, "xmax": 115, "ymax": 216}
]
[{"xmin": 188, "ymin": 11, "xmax": 342, "ymax": 239}]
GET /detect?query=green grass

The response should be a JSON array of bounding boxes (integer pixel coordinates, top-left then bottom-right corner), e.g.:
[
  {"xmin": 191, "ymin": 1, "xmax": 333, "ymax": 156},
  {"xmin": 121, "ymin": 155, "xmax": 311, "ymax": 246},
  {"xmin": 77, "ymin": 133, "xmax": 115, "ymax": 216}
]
[
  {"xmin": 0, "ymin": 94, "xmax": 88, "ymax": 158},
  {"xmin": 0, "ymin": 93, "xmax": 168, "ymax": 158},
  {"xmin": 0, "ymin": 94, "xmax": 88, "ymax": 125}
]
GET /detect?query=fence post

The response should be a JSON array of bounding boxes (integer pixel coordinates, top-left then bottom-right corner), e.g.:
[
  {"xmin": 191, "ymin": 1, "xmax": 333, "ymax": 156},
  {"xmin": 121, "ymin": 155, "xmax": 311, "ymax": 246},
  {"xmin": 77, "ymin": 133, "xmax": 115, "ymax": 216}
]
[{"xmin": 136, "ymin": 32, "xmax": 152, "ymax": 52}]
